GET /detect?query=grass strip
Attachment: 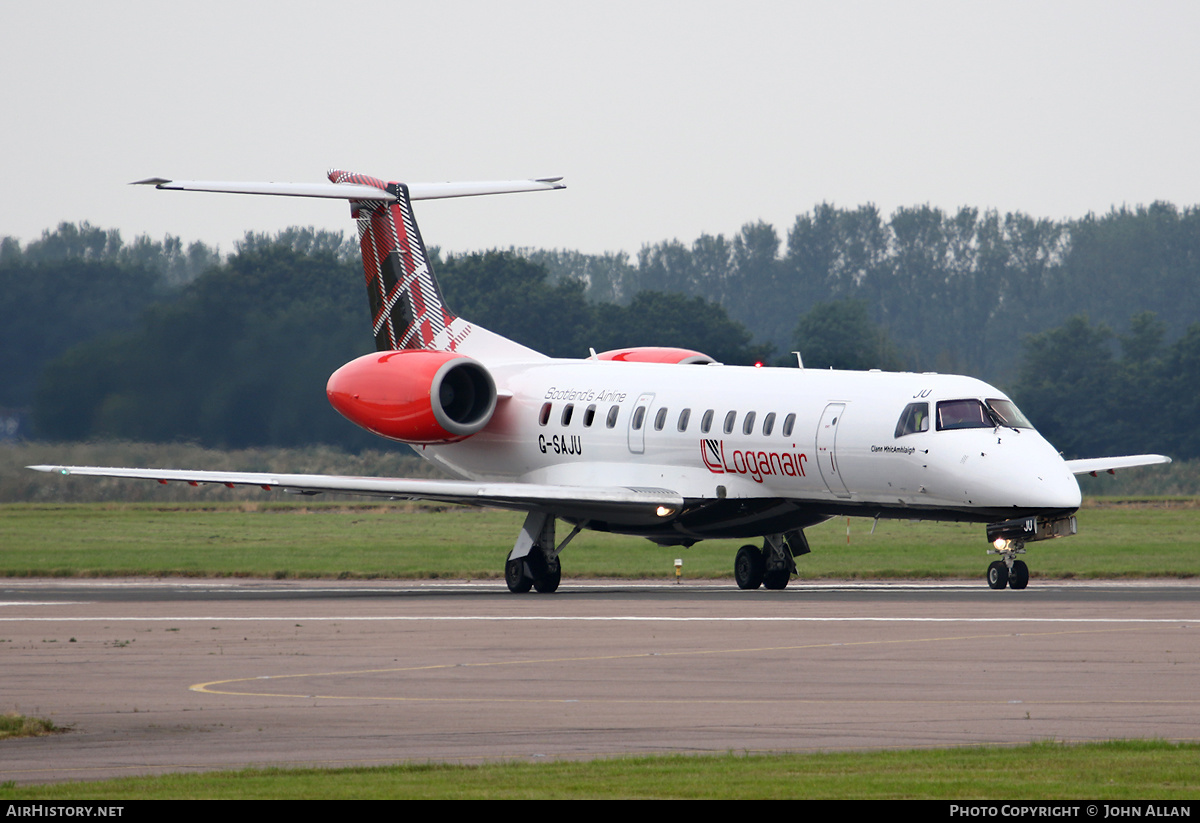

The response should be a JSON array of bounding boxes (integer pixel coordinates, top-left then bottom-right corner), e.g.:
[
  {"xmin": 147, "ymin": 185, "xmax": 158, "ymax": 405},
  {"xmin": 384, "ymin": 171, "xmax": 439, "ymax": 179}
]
[
  {"xmin": 2, "ymin": 741, "xmax": 1197, "ymax": 799},
  {"xmin": 2, "ymin": 500, "xmax": 1199, "ymax": 580}
]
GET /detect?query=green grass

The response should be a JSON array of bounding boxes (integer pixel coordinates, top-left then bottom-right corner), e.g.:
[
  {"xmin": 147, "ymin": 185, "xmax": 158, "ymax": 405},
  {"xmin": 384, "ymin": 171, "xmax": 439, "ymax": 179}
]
[
  {"xmin": 2, "ymin": 499, "xmax": 1199, "ymax": 579},
  {"xmin": 2, "ymin": 742, "xmax": 1197, "ymax": 799},
  {"xmin": 0, "ymin": 714, "xmax": 58, "ymax": 740}
]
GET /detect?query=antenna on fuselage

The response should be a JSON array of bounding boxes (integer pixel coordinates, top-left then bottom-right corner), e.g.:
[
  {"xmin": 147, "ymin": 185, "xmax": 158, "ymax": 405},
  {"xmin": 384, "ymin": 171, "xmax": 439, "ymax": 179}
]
[{"xmin": 792, "ymin": 351, "xmax": 804, "ymax": 369}]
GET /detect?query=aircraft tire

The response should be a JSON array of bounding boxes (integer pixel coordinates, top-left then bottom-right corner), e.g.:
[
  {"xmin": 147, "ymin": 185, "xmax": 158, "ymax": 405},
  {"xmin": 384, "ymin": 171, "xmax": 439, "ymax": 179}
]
[
  {"xmin": 505, "ymin": 557, "xmax": 533, "ymax": 593},
  {"xmin": 1009, "ymin": 560, "xmax": 1029, "ymax": 590},
  {"xmin": 762, "ymin": 569, "xmax": 790, "ymax": 590},
  {"xmin": 734, "ymin": 545, "xmax": 765, "ymax": 590},
  {"xmin": 987, "ymin": 561, "xmax": 1009, "ymax": 590},
  {"xmin": 532, "ymin": 556, "xmax": 561, "ymax": 593}
]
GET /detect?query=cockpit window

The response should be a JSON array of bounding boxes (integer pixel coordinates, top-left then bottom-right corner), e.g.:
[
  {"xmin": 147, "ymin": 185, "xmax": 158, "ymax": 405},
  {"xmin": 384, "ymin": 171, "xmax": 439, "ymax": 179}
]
[
  {"xmin": 894, "ymin": 402, "xmax": 929, "ymax": 437},
  {"xmin": 986, "ymin": 398, "xmax": 1033, "ymax": 429},
  {"xmin": 936, "ymin": 398, "xmax": 994, "ymax": 431}
]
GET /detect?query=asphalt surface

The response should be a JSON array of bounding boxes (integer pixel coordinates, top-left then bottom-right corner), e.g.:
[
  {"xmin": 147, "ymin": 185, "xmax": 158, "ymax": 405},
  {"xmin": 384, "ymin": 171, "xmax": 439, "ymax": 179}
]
[{"xmin": 2, "ymin": 577, "xmax": 1198, "ymax": 784}]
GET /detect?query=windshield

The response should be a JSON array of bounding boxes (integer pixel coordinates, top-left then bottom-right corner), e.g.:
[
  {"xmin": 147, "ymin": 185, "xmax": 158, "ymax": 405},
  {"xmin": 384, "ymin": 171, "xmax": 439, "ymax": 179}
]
[
  {"xmin": 936, "ymin": 399, "xmax": 993, "ymax": 431},
  {"xmin": 986, "ymin": 398, "xmax": 1033, "ymax": 429},
  {"xmin": 935, "ymin": 398, "xmax": 1035, "ymax": 431}
]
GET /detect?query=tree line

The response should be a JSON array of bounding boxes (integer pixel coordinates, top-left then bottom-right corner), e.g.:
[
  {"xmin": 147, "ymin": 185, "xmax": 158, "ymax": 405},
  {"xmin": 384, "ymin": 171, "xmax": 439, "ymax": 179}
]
[
  {"xmin": 529, "ymin": 201, "xmax": 1200, "ymax": 381},
  {"xmin": 10, "ymin": 238, "xmax": 767, "ymax": 450},
  {"xmin": 3, "ymin": 202, "xmax": 1198, "ymax": 461}
]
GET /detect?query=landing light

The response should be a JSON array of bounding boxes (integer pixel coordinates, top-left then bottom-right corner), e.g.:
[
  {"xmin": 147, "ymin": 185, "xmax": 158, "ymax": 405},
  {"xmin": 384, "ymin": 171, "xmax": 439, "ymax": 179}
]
[
  {"xmin": 656, "ymin": 506, "xmax": 676, "ymax": 518},
  {"xmin": 993, "ymin": 538, "xmax": 1009, "ymax": 551}
]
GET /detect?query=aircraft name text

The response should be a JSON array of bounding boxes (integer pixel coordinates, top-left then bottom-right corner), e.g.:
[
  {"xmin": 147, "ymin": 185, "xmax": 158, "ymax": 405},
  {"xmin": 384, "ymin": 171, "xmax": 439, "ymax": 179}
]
[{"xmin": 871, "ymin": 445, "xmax": 916, "ymax": 455}]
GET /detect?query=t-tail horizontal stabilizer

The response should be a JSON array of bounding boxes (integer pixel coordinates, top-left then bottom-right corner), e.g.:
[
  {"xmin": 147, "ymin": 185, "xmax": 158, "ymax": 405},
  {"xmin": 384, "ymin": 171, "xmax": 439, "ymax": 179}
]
[
  {"xmin": 134, "ymin": 170, "xmax": 562, "ymax": 361},
  {"xmin": 130, "ymin": 177, "xmax": 565, "ymax": 201}
]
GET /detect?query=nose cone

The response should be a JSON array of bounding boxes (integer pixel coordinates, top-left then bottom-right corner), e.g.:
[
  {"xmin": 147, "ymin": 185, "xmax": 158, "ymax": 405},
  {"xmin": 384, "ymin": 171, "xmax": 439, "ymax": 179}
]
[
  {"xmin": 946, "ymin": 431, "xmax": 1082, "ymax": 513},
  {"xmin": 1025, "ymin": 464, "xmax": 1082, "ymax": 511},
  {"xmin": 1010, "ymin": 432, "xmax": 1082, "ymax": 511}
]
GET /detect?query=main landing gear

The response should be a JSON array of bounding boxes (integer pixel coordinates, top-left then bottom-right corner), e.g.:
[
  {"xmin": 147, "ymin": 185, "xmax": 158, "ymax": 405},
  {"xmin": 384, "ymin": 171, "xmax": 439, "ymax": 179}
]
[
  {"xmin": 734, "ymin": 530, "xmax": 810, "ymax": 590},
  {"xmin": 505, "ymin": 553, "xmax": 560, "ymax": 593},
  {"xmin": 505, "ymin": 512, "xmax": 585, "ymax": 594}
]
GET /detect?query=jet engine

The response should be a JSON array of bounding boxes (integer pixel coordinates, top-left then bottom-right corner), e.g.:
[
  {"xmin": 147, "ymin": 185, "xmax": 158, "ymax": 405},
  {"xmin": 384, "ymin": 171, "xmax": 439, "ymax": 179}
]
[
  {"xmin": 326, "ymin": 350, "xmax": 497, "ymax": 444},
  {"xmin": 594, "ymin": 347, "xmax": 715, "ymax": 365}
]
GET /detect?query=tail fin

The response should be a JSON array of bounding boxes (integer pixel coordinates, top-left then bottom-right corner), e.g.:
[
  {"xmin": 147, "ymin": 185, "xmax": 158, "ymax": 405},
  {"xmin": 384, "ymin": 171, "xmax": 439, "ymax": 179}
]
[
  {"xmin": 328, "ymin": 170, "xmax": 459, "ymax": 352},
  {"xmin": 137, "ymin": 171, "xmax": 564, "ymax": 361}
]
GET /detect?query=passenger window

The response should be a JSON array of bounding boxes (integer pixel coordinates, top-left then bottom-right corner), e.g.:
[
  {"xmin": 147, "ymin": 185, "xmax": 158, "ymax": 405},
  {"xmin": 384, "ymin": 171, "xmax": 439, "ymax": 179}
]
[
  {"xmin": 654, "ymin": 407, "xmax": 668, "ymax": 431},
  {"xmin": 782, "ymin": 413, "xmax": 796, "ymax": 437},
  {"xmin": 701, "ymin": 409, "xmax": 714, "ymax": 434},
  {"xmin": 561, "ymin": 403, "xmax": 574, "ymax": 426},
  {"xmin": 632, "ymin": 406, "xmax": 645, "ymax": 430},
  {"xmin": 894, "ymin": 402, "xmax": 929, "ymax": 438},
  {"xmin": 606, "ymin": 405, "xmax": 619, "ymax": 428},
  {"xmin": 742, "ymin": 411, "xmax": 757, "ymax": 435},
  {"xmin": 677, "ymin": 408, "xmax": 691, "ymax": 432},
  {"xmin": 583, "ymin": 404, "xmax": 596, "ymax": 427},
  {"xmin": 723, "ymin": 411, "xmax": 737, "ymax": 434},
  {"xmin": 539, "ymin": 402, "xmax": 552, "ymax": 426},
  {"xmin": 762, "ymin": 412, "xmax": 775, "ymax": 436}
]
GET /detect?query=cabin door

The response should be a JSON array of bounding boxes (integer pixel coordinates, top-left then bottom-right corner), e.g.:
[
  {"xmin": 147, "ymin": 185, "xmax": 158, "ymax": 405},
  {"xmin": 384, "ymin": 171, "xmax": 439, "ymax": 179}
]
[{"xmin": 816, "ymin": 402, "xmax": 852, "ymax": 498}]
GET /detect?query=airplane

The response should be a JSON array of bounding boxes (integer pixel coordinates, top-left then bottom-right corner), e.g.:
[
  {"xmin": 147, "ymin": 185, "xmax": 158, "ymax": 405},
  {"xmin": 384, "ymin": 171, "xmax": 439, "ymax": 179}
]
[{"xmin": 30, "ymin": 169, "xmax": 1172, "ymax": 592}]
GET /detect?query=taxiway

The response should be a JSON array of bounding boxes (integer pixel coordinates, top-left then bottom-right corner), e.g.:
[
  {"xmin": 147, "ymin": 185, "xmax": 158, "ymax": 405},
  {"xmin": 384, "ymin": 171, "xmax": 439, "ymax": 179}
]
[{"xmin": 2, "ymin": 578, "xmax": 1197, "ymax": 784}]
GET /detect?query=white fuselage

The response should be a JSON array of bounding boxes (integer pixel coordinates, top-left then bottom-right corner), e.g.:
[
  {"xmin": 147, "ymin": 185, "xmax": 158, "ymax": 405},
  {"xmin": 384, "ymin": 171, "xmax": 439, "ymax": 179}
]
[{"xmin": 416, "ymin": 359, "xmax": 1082, "ymax": 540}]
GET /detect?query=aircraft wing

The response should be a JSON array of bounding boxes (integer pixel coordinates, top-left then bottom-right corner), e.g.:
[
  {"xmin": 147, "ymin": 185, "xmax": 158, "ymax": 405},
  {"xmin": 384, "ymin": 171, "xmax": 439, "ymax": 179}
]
[
  {"xmin": 26, "ymin": 465, "xmax": 681, "ymax": 524},
  {"xmin": 1065, "ymin": 454, "xmax": 1172, "ymax": 476}
]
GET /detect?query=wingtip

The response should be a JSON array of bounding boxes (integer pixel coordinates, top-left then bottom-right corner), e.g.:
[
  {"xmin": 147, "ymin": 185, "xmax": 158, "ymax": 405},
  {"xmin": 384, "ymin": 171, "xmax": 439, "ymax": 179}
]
[{"xmin": 130, "ymin": 177, "xmax": 171, "ymax": 187}]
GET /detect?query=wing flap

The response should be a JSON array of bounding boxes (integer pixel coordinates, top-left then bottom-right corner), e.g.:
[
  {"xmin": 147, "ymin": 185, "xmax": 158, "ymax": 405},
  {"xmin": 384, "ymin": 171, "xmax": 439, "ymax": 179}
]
[{"xmin": 27, "ymin": 465, "xmax": 680, "ymax": 523}]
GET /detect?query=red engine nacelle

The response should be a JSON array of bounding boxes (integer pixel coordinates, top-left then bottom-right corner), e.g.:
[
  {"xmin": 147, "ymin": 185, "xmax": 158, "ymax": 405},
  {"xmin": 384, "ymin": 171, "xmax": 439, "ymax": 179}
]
[
  {"xmin": 326, "ymin": 350, "xmax": 497, "ymax": 444},
  {"xmin": 594, "ymin": 347, "xmax": 715, "ymax": 365}
]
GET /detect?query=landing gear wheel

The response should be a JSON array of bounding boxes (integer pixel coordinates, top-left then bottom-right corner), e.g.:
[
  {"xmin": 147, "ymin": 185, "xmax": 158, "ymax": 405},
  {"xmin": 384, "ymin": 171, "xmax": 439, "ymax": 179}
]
[
  {"xmin": 532, "ymin": 555, "xmax": 561, "ymax": 593},
  {"xmin": 1009, "ymin": 560, "xmax": 1029, "ymax": 590},
  {"xmin": 762, "ymin": 568, "xmax": 790, "ymax": 590},
  {"xmin": 987, "ymin": 560, "xmax": 1009, "ymax": 590},
  {"xmin": 734, "ymin": 545, "xmax": 765, "ymax": 590},
  {"xmin": 505, "ymin": 557, "xmax": 532, "ymax": 593}
]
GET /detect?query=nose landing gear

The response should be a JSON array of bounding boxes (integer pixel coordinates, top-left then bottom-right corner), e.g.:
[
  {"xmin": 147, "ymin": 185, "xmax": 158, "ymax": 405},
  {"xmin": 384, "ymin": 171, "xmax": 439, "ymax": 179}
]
[
  {"xmin": 986, "ymin": 555, "xmax": 1029, "ymax": 590},
  {"xmin": 984, "ymin": 513, "xmax": 1076, "ymax": 590},
  {"xmin": 986, "ymin": 541, "xmax": 1030, "ymax": 590}
]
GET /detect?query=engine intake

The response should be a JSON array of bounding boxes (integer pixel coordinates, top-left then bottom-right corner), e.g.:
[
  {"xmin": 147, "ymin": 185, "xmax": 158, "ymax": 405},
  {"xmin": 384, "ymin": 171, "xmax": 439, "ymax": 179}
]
[{"xmin": 326, "ymin": 350, "xmax": 497, "ymax": 443}]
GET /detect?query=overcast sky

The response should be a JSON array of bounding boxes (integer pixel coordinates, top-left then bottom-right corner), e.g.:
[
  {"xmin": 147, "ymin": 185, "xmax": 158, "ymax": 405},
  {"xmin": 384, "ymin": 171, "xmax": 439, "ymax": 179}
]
[{"xmin": 4, "ymin": 1, "xmax": 1198, "ymax": 257}]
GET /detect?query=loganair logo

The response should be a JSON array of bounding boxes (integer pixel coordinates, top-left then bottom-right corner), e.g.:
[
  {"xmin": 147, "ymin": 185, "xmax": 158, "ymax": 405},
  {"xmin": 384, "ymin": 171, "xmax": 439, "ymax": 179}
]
[{"xmin": 700, "ymin": 439, "xmax": 808, "ymax": 484}]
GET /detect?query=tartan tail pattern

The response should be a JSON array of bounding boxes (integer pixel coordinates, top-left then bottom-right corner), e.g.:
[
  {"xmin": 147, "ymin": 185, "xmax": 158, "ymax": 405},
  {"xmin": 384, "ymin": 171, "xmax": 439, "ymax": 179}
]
[{"xmin": 328, "ymin": 169, "xmax": 470, "ymax": 352}]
